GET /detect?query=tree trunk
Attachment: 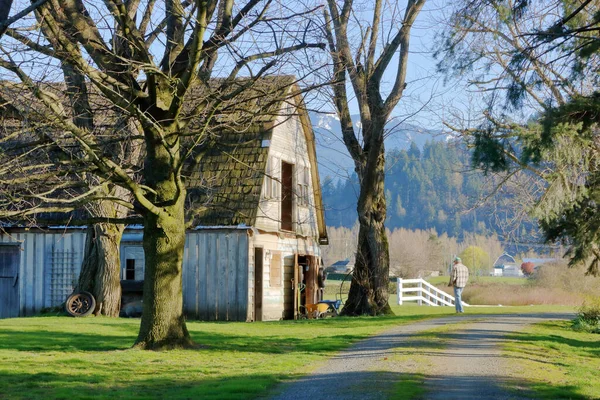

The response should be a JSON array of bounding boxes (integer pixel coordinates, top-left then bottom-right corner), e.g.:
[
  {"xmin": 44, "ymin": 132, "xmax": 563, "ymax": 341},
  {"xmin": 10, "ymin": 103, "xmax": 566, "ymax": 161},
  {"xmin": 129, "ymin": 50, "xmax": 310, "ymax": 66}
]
[
  {"xmin": 77, "ymin": 222, "xmax": 124, "ymax": 316},
  {"xmin": 135, "ymin": 200, "xmax": 193, "ymax": 349},
  {"xmin": 342, "ymin": 141, "xmax": 392, "ymax": 316},
  {"xmin": 134, "ymin": 130, "xmax": 193, "ymax": 349}
]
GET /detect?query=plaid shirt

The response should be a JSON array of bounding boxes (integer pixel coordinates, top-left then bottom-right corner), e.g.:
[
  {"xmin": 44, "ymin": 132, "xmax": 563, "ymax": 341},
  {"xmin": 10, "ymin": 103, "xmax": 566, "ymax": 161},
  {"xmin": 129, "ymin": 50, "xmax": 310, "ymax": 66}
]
[{"xmin": 450, "ymin": 262, "xmax": 469, "ymax": 288}]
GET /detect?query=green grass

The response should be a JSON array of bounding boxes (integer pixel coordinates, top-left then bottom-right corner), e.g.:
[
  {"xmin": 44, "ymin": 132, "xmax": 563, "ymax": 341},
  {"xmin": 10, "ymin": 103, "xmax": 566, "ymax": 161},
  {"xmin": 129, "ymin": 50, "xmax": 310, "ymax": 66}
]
[
  {"xmin": 502, "ymin": 320, "xmax": 600, "ymax": 399},
  {"xmin": 0, "ymin": 306, "xmax": 579, "ymax": 399},
  {"xmin": 0, "ymin": 313, "xmax": 434, "ymax": 400}
]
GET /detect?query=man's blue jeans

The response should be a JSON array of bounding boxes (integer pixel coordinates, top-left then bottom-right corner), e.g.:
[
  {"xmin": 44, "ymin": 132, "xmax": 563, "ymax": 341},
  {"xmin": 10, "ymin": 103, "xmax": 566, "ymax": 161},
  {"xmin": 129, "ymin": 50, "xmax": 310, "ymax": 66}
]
[{"xmin": 454, "ymin": 286, "xmax": 464, "ymax": 313}]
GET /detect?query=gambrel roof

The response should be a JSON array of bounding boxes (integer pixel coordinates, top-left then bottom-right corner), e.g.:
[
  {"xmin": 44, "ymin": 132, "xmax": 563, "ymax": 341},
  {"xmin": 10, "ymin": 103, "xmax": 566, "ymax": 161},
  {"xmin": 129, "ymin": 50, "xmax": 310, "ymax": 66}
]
[
  {"xmin": 184, "ymin": 76, "xmax": 328, "ymax": 244},
  {"xmin": 0, "ymin": 76, "xmax": 328, "ymax": 244}
]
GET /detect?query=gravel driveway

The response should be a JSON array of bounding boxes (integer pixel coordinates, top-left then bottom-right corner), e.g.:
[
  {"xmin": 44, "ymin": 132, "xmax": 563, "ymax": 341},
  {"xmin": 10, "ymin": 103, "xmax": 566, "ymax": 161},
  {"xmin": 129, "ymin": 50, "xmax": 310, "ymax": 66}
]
[{"xmin": 267, "ymin": 313, "xmax": 573, "ymax": 400}]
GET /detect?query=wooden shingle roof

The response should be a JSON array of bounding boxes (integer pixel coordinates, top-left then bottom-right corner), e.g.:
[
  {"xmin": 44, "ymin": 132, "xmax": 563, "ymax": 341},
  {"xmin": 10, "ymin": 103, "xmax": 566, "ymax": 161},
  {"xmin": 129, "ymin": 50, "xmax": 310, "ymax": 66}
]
[
  {"xmin": 1, "ymin": 75, "xmax": 328, "ymax": 242},
  {"xmin": 184, "ymin": 76, "xmax": 295, "ymax": 227}
]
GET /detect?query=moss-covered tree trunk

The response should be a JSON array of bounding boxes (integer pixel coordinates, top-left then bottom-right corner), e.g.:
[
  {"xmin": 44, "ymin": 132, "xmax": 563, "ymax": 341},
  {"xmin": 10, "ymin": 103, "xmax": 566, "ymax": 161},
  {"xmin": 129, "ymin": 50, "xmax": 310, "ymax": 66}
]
[
  {"xmin": 134, "ymin": 127, "xmax": 193, "ymax": 349},
  {"xmin": 342, "ymin": 132, "xmax": 392, "ymax": 316},
  {"xmin": 77, "ymin": 222, "xmax": 124, "ymax": 316}
]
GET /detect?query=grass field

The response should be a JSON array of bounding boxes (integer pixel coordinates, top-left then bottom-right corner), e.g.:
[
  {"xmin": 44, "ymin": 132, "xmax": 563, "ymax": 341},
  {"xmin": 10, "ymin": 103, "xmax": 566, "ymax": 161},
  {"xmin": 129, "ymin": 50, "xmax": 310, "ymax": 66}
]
[
  {"xmin": 0, "ymin": 305, "xmax": 579, "ymax": 399},
  {"xmin": 502, "ymin": 320, "xmax": 600, "ymax": 399},
  {"xmin": 0, "ymin": 313, "xmax": 433, "ymax": 400}
]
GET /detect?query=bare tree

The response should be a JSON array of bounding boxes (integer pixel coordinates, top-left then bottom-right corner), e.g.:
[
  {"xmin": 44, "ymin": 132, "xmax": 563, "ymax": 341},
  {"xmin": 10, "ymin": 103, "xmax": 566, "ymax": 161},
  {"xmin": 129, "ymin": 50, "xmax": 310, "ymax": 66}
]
[
  {"xmin": 0, "ymin": 0, "xmax": 322, "ymax": 348},
  {"xmin": 323, "ymin": 0, "xmax": 425, "ymax": 315}
]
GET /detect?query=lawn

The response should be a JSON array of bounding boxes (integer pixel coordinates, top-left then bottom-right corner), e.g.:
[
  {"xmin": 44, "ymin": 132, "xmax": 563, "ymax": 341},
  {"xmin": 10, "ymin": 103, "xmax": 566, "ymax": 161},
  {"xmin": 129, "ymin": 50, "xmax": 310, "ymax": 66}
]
[
  {"xmin": 0, "ymin": 312, "xmax": 435, "ymax": 400},
  {"xmin": 0, "ymin": 306, "xmax": 579, "ymax": 399},
  {"xmin": 502, "ymin": 320, "xmax": 600, "ymax": 399}
]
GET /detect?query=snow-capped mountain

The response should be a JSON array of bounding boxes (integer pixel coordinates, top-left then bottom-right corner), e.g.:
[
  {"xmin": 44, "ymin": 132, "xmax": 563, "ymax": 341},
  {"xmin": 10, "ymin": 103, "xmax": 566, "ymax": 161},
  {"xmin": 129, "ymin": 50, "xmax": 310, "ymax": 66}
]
[{"xmin": 310, "ymin": 112, "xmax": 448, "ymax": 180}]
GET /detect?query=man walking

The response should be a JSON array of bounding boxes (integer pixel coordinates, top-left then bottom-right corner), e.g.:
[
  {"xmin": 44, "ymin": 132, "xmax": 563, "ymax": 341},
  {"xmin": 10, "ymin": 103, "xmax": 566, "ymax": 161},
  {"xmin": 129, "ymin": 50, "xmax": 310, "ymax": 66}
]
[{"xmin": 448, "ymin": 257, "xmax": 469, "ymax": 313}]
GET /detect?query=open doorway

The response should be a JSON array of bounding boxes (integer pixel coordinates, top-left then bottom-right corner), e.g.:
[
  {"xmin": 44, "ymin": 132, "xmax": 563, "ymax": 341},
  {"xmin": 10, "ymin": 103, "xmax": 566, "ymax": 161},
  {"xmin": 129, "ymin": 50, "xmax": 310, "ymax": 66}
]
[
  {"xmin": 254, "ymin": 247, "xmax": 263, "ymax": 321},
  {"xmin": 288, "ymin": 255, "xmax": 317, "ymax": 319},
  {"xmin": 281, "ymin": 161, "xmax": 293, "ymax": 231}
]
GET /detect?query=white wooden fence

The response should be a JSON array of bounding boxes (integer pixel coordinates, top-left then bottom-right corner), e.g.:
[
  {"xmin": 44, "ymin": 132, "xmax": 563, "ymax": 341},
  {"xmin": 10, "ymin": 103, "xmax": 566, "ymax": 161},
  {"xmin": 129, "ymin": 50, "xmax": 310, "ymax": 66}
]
[{"xmin": 397, "ymin": 278, "xmax": 469, "ymax": 307}]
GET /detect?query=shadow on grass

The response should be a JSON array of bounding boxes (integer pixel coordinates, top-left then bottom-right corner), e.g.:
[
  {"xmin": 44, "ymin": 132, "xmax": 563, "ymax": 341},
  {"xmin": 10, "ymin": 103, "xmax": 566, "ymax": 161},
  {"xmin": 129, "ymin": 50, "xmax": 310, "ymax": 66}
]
[
  {"xmin": 504, "ymin": 321, "xmax": 600, "ymax": 358},
  {"xmin": 0, "ymin": 370, "xmax": 284, "ymax": 400},
  {"xmin": 0, "ymin": 330, "xmax": 135, "ymax": 352},
  {"xmin": 0, "ymin": 314, "xmax": 428, "ymax": 354},
  {"xmin": 0, "ymin": 368, "xmax": 590, "ymax": 400}
]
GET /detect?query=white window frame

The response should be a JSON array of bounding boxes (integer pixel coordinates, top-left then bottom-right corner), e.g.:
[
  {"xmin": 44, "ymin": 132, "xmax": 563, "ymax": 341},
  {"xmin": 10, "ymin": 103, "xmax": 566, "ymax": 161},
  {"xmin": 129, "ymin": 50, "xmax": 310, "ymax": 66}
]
[
  {"xmin": 297, "ymin": 166, "xmax": 310, "ymax": 207},
  {"xmin": 262, "ymin": 156, "xmax": 280, "ymax": 200}
]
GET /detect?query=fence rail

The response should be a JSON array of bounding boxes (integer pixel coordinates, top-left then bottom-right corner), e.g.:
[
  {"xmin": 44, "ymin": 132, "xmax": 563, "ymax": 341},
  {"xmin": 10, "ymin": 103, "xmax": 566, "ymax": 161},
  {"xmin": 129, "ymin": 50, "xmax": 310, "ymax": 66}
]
[{"xmin": 397, "ymin": 278, "xmax": 469, "ymax": 307}]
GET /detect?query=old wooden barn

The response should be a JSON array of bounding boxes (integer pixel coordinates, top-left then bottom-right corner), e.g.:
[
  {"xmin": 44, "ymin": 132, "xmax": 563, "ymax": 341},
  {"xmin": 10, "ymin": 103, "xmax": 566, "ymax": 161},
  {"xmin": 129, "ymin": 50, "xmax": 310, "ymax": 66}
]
[{"xmin": 0, "ymin": 76, "xmax": 328, "ymax": 321}]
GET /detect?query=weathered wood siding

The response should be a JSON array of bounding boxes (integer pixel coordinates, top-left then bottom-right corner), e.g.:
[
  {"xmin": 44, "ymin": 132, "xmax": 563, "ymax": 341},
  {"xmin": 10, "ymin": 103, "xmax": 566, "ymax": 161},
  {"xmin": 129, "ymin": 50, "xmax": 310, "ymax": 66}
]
[
  {"xmin": 252, "ymin": 231, "xmax": 321, "ymax": 321},
  {"xmin": 255, "ymin": 108, "xmax": 319, "ymax": 239},
  {"xmin": 182, "ymin": 230, "xmax": 250, "ymax": 321},
  {"xmin": 0, "ymin": 229, "xmax": 86, "ymax": 317}
]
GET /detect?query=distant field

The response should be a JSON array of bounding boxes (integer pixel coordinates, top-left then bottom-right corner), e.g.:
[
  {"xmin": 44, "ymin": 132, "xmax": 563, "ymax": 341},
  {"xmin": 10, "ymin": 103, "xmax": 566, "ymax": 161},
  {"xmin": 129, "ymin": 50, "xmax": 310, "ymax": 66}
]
[
  {"xmin": 323, "ymin": 274, "xmax": 585, "ymax": 308},
  {"xmin": 425, "ymin": 275, "xmax": 527, "ymax": 286}
]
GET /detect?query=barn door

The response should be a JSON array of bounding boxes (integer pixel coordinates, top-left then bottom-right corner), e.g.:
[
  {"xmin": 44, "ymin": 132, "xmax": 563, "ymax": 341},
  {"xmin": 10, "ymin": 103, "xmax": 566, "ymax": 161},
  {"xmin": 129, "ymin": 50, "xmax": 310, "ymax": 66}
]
[
  {"xmin": 281, "ymin": 161, "xmax": 293, "ymax": 231},
  {"xmin": 0, "ymin": 245, "xmax": 20, "ymax": 319}
]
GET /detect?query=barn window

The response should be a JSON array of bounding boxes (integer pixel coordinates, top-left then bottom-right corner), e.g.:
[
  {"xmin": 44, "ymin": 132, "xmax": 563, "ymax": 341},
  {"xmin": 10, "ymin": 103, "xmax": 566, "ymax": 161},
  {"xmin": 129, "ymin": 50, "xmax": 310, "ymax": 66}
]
[
  {"xmin": 125, "ymin": 259, "xmax": 136, "ymax": 280},
  {"xmin": 297, "ymin": 166, "xmax": 310, "ymax": 206},
  {"xmin": 263, "ymin": 156, "xmax": 280, "ymax": 199}
]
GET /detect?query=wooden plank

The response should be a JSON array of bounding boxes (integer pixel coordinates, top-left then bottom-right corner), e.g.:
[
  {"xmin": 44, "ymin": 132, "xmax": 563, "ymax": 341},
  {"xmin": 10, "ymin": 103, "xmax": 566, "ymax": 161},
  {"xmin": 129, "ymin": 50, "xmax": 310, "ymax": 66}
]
[
  {"xmin": 206, "ymin": 233, "xmax": 218, "ymax": 320},
  {"xmin": 239, "ymin": 233, "xmax": 249, "ymax": 321},
  {"xmin": 217, "ymin": 233, "xmax": 228, "ymax": 321},
  {"xmin": 227, "ymin": 232, "xmax": 238, "ymax": 321},
  {"xmin": 190, "ymin": 233, "xmax": 200, "ymax": 319},
  {"xmin": 43, "ymin": 234, "xmax": 53, "ymax": 308},
  {"xmin": 24, "ymin": 233, "xmax": 35, "ymax": 316},
  {"xmin": 269, "ymin": 252, "xmax": 282, "ymax": 287},
  {"xmin": 182, "ymin": 233, "xmax": 192, "ymax": 316},
  {"xmin": 293, "ymin": 253, "xmax": 298, "ymax": 319},
  {"xmin": 198, "ymin": 233, "xmax": 208, "ymax": 320},
  {"xmin": 34, "ymin": 232, "xmax": 44, "ymax": 313}
]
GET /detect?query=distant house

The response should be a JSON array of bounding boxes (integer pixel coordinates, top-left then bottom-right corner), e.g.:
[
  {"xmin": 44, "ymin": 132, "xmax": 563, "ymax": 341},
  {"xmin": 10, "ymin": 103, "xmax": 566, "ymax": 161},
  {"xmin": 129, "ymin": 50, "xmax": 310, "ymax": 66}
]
[
  {"xmin": 492, "ymin": 252, "xmax": 523, "ymax": 277},
  {"xmin": 0, "ymin": 76, "xmax": 328, "ymax": 321},
  {"xmin": 328, "ymin": 258, "xmax": 354, "ymax": 273}
]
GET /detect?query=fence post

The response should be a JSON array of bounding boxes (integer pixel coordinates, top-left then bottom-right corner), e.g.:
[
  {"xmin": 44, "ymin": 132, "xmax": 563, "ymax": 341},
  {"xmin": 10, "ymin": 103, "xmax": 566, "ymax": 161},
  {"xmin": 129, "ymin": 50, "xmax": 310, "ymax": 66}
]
[
  {"xmin": 397, "ymin": 278, "xmax": 403, "ymax": 305},
  {"xmin": 418, "ymin": 280, "xmax": 422, "ymax": 306}
]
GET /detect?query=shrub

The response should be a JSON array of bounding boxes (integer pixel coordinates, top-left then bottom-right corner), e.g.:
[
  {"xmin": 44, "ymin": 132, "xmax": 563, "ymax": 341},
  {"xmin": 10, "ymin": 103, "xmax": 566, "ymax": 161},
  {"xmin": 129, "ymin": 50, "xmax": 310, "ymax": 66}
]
[
  {"xmin": 521, "ymin": 262, "xmax": 535, "ymax": 276},
  {"xmin": 572, "ymin": 297, "xmax": 600, "ymax": 333}
]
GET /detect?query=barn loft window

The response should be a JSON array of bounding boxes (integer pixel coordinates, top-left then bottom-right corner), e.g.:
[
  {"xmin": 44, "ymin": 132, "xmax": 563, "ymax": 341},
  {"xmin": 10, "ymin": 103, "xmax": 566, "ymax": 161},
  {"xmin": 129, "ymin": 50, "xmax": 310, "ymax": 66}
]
[
  {"xmin": 297, "ymin": 166, "xmax": 310, "ymax": 207},
  {"xmin": 262, "ymin": 156, "xmax": 280, "ymax": 199}
]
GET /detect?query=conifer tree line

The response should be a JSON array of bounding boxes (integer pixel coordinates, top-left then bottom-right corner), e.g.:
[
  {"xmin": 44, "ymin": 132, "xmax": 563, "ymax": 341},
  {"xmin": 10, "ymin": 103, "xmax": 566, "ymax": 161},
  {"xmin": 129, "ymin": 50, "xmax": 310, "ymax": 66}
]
[{"xmin": 322, "ymin": 140, "xmax": 539, "ymax": 242}]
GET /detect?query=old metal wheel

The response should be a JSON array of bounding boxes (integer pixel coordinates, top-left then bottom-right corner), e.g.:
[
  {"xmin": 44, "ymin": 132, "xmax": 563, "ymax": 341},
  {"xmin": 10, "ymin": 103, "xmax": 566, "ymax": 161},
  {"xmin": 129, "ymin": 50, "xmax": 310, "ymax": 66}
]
[{"xmin": 65, "ymin": 291, "xmax": 96, "ymax": 317}]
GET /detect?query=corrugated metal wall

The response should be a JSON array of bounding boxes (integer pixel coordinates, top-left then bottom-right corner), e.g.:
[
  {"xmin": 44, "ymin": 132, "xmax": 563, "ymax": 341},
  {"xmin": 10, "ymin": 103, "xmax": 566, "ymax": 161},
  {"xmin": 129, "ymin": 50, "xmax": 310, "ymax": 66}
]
[
  {"xmin": 0, "ymin": 229, "xmax": 86, "ymax": 316},
  {"xmin": 182, "ymin": 230, "xmax": 250, "ymax": 321}
]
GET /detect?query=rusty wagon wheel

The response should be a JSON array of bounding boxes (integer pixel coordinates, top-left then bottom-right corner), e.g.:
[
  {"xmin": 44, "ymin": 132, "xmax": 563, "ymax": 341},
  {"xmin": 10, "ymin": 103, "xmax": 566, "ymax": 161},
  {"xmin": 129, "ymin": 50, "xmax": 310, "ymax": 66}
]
[{"xmin": 65, "ymin": 291, "xmax": 96, "ymax": 317}]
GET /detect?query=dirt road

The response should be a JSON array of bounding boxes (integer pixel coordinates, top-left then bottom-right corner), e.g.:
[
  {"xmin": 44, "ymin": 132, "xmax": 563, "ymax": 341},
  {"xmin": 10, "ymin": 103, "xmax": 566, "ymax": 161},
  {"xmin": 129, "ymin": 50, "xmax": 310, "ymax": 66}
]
[{"xmin": 267, "ymin": 313, "xmax": 572, "ymax": 400}]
